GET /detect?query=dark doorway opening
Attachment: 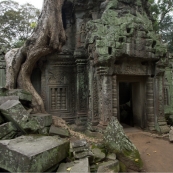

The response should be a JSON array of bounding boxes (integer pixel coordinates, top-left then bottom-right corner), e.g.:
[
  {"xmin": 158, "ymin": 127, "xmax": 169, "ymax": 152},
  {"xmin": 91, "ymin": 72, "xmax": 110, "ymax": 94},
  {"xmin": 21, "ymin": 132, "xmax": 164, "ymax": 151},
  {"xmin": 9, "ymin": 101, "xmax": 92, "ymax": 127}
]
[{"xmin": 119, "ymin": 82, "xmax": 134, "ymax": 127}]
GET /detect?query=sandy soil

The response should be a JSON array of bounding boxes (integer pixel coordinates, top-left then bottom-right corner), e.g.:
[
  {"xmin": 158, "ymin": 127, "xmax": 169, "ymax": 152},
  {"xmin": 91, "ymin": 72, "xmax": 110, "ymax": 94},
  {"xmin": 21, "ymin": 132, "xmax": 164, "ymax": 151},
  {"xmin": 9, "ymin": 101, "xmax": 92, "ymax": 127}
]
[{"xmin": 126, "ymin": 128, "xmax": 173, "ymax": 172}]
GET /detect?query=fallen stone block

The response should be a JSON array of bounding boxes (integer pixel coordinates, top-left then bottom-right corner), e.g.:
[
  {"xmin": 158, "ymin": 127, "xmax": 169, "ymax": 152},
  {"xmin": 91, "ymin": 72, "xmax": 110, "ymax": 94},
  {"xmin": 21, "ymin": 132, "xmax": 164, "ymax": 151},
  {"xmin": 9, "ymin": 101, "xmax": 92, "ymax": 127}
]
[
  {"xmin": 57, "ymin": 158, "xmax": 89, "ymax": 173},
  {"xmin": 0, "ymin": 135, "xmax": 69, "ymax": 172},
  {"xmin": 97, "ymin": 160, "xmax": 120, "ymax": 173},
  {"xmin": 91, "ymin": 147, "xmax": 105, "ymax": 162},
  {"xmin": 74, "ymin": 150, "xmax": 93, "ymax": 159},
  {"xmin": 39, "ymin": 127, "xmax": 50, "ymax": 135},
  {"xmin": 0, "ymin": 96, "xmax": 19, "ymax": 106},
  {"xmin": 30, "ymin": 113, "xmax": 52, "ymax": 128},
  {"xmin": 71, "ymin": 158, "xmax": 89, "ymax": 173},
  {"xmin": 7, "ymin": 89, "xmax": 32, "ymax": 102},
  {"xmin": 57, "ymin": 162, "xmax": 75, "ymax": 173},
  {"xmin": 0, "ymin": 87, "xmax": 7, "ymax": 96},
  {"xmin": 104, "ymin": 117, "xmax": 143, "ymax": 172},
  {"xmin": 0, "ymin": 122, "xmax": 17, "ymax": 139},
  {"xmin": 106, "ymin": 153, "xmax": 117, "ymax": 160},
  {"xmin": 49, "ymin": 125, "xmax": 70, "ymax": 137},
  {"xmin": 0, "ymin": 100, "xmax": 29, "ymax": 133},
  {"xmin": 70, "ymin": 139, "xmax": 87, "ymax": 148},
  {"xmin": 169, "ymin": 129, "xmax": 173, "ymax": 142}
]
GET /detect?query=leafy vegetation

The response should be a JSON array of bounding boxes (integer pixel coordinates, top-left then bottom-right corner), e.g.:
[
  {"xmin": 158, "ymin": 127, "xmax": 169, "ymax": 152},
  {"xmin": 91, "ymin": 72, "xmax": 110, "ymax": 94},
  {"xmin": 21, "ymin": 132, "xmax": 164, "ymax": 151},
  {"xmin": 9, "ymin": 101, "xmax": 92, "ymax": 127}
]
[
  {"xmin": 0, "ymin": 0, "xmax": 40, "ymax": 52},
  {"xmin": 149, "ymin": 0, "xmax": 173, "ymax": 52}
]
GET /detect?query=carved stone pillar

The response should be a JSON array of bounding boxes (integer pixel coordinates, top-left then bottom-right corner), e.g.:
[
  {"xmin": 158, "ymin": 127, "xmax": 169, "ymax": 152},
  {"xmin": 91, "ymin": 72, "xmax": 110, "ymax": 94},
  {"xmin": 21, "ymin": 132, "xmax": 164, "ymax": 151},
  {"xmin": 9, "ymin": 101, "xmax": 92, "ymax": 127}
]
[
  {"xmin": 97, "ymin": 67, "xmax": 112, "ymax": 126},
  {"xmin": 146, "ymin": 77, "xmax": 155, "ymax": 131},
  {"xmin": 75, "ymin": 51, "xmax": 88, "ymax": 122},
  {"xmin": 0, "ymin": 59, "xmax": 6, "ymax": 88},
  {"xmin": 155, "ymin": 73, "xmax": 170, "ymax": 133},
  {"xmin": 112, "ymin": 75, "xmax": 118, "ymax": 117}
]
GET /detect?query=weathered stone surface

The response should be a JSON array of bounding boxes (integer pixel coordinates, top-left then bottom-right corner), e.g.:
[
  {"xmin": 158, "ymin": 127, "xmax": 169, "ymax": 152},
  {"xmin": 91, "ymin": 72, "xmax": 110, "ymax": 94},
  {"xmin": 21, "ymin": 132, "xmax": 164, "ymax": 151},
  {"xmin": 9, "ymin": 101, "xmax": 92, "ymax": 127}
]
[
  {"xmin": 0, "ymin": 96, "xmax": 19, "ymax": 105},
  {"xmin": 74, "ymin": 151, "xmax": 92, "ymax": 159},
  {"xmin": 30, "ymin": 113, "xmax": 52, "ymax": 127},
  {"xmin": 49, "ymin": 125, "xmax": 70, "ymax": 137},
  {"xmin": 0, "ymin": 88, "xmax": 7, "ymax": 96},
  {"xmin": 0, "ymin": 100, "xmax": 29, "ymax": 133},
  {"xmin": 71, "ymin": 158, "xmax": 89, "ymax": 173},
  {"xmin": 106, "ymin": 153, "xmax": 117, "ymax": 161},
  {"xmin": 97, "ymin": 160, "xmax": 119, "ymax": 173},
  {"xmin": 71, "ymin": 139, "xmax": 87, "ymax": 148},
  {"xmin": 0, "ymin": 135, "xmax": 69, "ymax": 172},
  {"xmin": 7, "ymin": 89, "xmax": 32, "ymax": 102},
  {"xmin": 91, "ymin": 147, "xmax": 105, "ymax": 162},
  {"xmin": 57, "ymin": 158, "xmax": 89, "ymax": 173},
  {"xmin": 57, "ymin": 162, "xmax": 74, "ymax": 173},
  {"xmin": 104, "ymin": 117, "xmax": 143, "ymax": 172},
  {"xmin": 39, "ymin": 127, "xmax": 50, "ymax": 135},
  {"xmin": 0, "ymin": 122, "xmax": 17, "ymax": 139},
  {"xmin": 169, "ymin": 129, "xmax": 173, "ymax": 142}
]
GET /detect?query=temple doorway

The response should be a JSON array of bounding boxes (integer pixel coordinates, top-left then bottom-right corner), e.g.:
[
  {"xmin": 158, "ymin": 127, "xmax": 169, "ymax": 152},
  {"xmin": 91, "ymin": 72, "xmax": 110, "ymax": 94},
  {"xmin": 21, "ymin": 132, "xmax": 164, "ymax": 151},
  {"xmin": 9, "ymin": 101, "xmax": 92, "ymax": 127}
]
[
  {"xmin": 117, "ymin": 76, "xmax": 147, "ymax": 129},
  {"xmin": 119, "ymin": 82, "xmax": 133, "ymax": 126}
]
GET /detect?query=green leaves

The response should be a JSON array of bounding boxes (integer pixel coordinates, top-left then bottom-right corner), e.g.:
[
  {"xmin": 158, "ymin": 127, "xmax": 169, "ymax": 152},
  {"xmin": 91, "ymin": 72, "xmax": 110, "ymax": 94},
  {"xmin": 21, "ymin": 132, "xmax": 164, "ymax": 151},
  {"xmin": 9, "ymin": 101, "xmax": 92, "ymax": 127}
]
[
  {"xmin": 0, "ymin": 0, "xmax": 40, "ymax": 51},
  {"xmin": 150, "ymin": 0, "xmax": 173, "ymax": 52}
]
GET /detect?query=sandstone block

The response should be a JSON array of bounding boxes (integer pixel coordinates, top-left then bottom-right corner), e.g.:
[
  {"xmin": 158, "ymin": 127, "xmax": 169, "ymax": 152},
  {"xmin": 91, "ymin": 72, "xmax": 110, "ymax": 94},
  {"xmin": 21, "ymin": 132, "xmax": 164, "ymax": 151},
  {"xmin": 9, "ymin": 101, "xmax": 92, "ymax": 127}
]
[
  {"xmin": 57, "ymin": 158, "xmax": 89, "ymax": 173},
  {"xmin": 97, "ymin": 160, "xmax": 119, "ymax": 173},
  {"xmin": 0, "ymin": 122, "xmax": 17, "ymax": 139},
  {"xmin": 91, "ymin": 147, "xmax": 105, "ymax": 162},
  {"xmin": 0, "ymin": 96, "xmax": 19, "ymax": 106},
  {"xmin": 0, "ymin": 135, "xmax": 69, "ymax": 172},
  {"xmin": 104, "ymin": 117, "xmax": 143, "ymax": 172},
  {"xmin": 30, "ymin": 113, "xmax": 52, "ymax": 127},
  {"xmin": 0, "ymin": 100, "xmax": 29, "ymax": 133},
  {"xmin": 49, "ymin": 125, "xmax": 70, "ymax": 137},
  {"xmin": 7, "ymin": 89, "xmax": 32, "ymax": 102}
]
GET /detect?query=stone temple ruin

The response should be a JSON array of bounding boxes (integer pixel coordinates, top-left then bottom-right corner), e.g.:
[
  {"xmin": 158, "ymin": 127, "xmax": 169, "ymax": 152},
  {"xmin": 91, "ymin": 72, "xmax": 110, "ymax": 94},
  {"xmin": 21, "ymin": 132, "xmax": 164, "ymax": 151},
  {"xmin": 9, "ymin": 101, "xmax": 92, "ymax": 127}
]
[{"xmin": 0, "ymin": 0, "xmax": 173, "ymax": 134}]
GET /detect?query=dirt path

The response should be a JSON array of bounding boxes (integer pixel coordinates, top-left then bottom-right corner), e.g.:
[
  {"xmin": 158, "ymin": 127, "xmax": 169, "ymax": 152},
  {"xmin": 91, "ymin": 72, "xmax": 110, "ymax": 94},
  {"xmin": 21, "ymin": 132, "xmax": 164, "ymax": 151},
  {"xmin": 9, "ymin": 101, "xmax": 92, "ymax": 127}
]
[{"xmin": 126, "ymin": 128, "xmax": 173, "ymax": 172}]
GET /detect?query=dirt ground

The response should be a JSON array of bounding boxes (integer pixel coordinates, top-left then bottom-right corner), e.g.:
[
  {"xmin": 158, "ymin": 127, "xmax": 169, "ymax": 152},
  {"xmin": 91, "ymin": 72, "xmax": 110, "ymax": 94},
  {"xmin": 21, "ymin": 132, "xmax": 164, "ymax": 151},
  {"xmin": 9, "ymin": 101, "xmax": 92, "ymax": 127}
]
[{"xmin": 125, "ymin": 127, "xmax": 173, "ymax": 172}]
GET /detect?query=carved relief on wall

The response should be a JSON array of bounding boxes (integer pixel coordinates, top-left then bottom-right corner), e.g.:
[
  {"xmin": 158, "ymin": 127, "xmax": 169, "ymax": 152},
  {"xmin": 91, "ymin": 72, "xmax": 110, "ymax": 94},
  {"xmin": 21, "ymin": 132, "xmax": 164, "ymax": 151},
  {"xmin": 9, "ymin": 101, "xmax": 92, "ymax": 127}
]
[
  {"xmin": 114, "ymin": 60, "xmax": 152, "ymax": 75},
  {"xmin": 77, "ymin": 65, "xmax": 87, "ymax": 112},
  {"xmin": 93, "ymin": 73, "xmax": 99, "ymax": 120},
  {"xmin": 77, "ymin": 22, "xmax": 87, "ymax": 48},
  {"xmin": 43, "ymin": 59, "xmax": 76, "ymax": 121}
]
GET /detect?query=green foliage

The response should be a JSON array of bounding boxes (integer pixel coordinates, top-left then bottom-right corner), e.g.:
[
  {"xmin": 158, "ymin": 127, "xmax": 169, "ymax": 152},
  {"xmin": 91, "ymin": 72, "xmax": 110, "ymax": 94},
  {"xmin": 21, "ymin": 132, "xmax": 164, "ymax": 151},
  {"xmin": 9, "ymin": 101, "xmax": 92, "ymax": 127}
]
[
  {"xmin": 0, "ymin": 0, "xmax": 40, "ymax": 52},
  {"xmin": 149, "ymin": 0, "xmax": 173, "ymax": 52}
]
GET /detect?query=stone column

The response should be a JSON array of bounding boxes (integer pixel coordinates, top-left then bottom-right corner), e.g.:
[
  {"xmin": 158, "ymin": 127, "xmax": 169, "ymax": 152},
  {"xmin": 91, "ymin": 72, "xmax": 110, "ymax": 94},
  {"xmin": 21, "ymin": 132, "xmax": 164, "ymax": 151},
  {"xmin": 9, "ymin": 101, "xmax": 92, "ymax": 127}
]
[
  {"xmin": 75, "ymin": 52, "xmax": 88, "ymax": 123},
  {"xmin": 0, "ymin": 59, "xmax": 6, "ymax": 88},
  {"xmin": 97, "ymin": 67, "xmax": 112, "ymax": 126},
  {"xmin": 146, "ymin": 77, "xmax": 155, "ymax": 131},
  {"xmin": 112, "ymin": 75, "xmax": 118, "ymax": 117},
  {"xmin": 155, "ymin": 73, "xmax": 170, "ymax": 133}
]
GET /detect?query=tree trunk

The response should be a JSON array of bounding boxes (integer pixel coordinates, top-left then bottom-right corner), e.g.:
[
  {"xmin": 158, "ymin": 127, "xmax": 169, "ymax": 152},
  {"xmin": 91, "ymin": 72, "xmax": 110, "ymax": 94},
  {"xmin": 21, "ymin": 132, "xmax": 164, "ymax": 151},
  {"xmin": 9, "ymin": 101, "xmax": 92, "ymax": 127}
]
[{"xmin": 5, "ymin": 0, "xmax": 66, "ymax": 113}]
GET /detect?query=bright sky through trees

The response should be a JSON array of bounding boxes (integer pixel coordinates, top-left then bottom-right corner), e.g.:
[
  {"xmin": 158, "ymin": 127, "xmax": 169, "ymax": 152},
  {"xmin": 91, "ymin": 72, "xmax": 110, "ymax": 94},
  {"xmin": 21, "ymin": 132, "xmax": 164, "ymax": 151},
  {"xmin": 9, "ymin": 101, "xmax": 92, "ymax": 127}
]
[{"xmin": 0, "ymin": 0, "xmax": 43, "ymax": 9}]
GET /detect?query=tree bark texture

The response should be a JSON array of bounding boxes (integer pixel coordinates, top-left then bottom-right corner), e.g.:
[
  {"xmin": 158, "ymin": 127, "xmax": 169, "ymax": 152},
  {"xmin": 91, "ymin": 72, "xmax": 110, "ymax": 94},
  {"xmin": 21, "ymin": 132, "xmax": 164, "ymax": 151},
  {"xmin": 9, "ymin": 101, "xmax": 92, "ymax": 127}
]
[{"xmin": 5, "ymin": 0, "xmax": 66, "ymax": 113}]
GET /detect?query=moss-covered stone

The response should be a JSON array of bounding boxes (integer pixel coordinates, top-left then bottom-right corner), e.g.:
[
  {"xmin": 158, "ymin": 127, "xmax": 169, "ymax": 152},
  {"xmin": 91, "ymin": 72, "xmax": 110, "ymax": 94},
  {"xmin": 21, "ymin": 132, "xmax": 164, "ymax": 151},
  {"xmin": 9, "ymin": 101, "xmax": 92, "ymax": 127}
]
[
  {"xmin": 104, "ymin": 117, "xmax": 143, "ymax": 172},
  {"xmin": 85, "ymin": 0, "xmax": 167, "ymax": 66},
  {"xmin": 0, "ymin": 135, "xmax": 69, "ymax": 172},
  {"xmin": 0, "ymin": 122, "xmax": 17, "ymax": 140}
]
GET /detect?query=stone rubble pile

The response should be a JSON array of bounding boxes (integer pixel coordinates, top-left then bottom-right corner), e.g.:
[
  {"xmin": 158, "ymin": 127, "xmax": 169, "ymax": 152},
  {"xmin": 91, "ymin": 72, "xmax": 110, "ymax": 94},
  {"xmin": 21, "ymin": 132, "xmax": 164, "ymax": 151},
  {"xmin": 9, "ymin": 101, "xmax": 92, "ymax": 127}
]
[
  {"xmin": 0, "ymin": 88, "xmax": 52, "ymax": 139},
  {"xmin": 0, "ymin": 87, "xmax": 143, "ymax": 173}
]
